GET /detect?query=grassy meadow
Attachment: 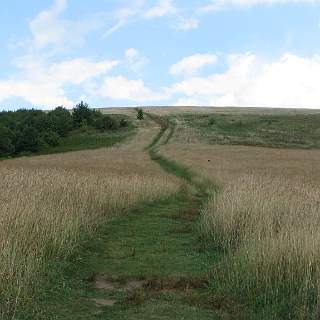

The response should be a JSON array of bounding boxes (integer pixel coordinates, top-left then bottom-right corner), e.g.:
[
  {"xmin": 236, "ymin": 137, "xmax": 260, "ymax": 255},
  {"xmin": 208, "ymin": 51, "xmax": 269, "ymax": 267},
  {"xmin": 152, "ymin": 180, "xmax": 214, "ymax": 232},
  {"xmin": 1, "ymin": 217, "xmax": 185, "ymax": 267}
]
[
  {"xmin": 2, "ymin": 105, "xmax": 320, "ymax": 319},
  {"xmin": 0, "ymin": 118, "xmax": 180, "ymax": 318},
  {"xmin": 159, "ymin": 108, "xmax": 320, "ymax": 318}
]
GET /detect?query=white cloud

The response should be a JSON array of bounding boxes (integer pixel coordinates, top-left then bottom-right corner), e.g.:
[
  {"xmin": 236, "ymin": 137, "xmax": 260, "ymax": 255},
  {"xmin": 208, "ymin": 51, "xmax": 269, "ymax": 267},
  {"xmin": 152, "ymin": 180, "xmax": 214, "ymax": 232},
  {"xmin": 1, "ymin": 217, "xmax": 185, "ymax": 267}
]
[
  {"xmin": 125, "ymin": 48, "xmax": 149, "ymax": 73},
  {"xmin": 29, "ymin": 0, "xmax": 67, "ymax": 50},
  {"xmin": 103, "ymin": 0, "xmax": 196, "ymax": 36},
  {"xmin": 0, "ymin": 81, "xmax": 72, "ymax": 107},
  {"xmin": 144, "ymin": 0, "xmax": 177, "ymax": 18},
  {"xmin": 103, "ymin": 2, "xmax": 145, "ymax": 37},
  {"xmin": 171, "ymin": 53, "xmax": 320, "ymax": 108},
  {"xmin": 29, "ymin": 0, "xmax": 91, "ymax": 51},
  {"xmin": 0, "ymin": 0, "xmax": 121, "ymax": 108},
  {"xmin": 125, "ymin": 48, "xmax": 139, "ymax": 59},
  {"xmin": 174, "ymin": 17, "xmax": 199, "ymax": 30},
  {"xmin": 200, "ymin": 0, "xmax": 320, "ymax": 11},
  {"xmin": 0, "ymin": 58, "xmax": 119, "ymax": 107},
  {"xmin": 49, "ymin": 59, "xmax": 119, "ymax": 84},
  {"xmin": 170, "ymin": 53, "xmax": 218, "ymax": 76},
  {"xmin": 173, "ymin": 97, "xmax": 206, "ymax": 106},
  {"xmin": 100, "ymin": 76, "xmax": 168, "ymax": 102},
  {"xmin": 29, "ymin": 0, "xmax": 100, "ymax": 52}
]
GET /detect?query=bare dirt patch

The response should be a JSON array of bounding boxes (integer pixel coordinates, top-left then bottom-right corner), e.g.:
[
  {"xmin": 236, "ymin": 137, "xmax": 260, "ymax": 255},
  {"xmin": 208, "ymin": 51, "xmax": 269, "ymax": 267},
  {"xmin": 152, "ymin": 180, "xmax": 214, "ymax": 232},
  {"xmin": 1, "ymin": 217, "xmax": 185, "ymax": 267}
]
[
  {"xmin": 93, "ymin": 275, "xmax": 147, "ymax": 292},
  {"xmin": 84, "ymin": 298, "xmax": 117, "ymax": 307},
  {"xmin": 170, "ymin": 207, "xmax": 199, "ymax": 221},
  {"xmin": 170, "ymin": 225, "xmax": 193, "ymax": 234},
  {"xmin": 144, "ymin": 276, "xmax": 209, "ymax": 291}
]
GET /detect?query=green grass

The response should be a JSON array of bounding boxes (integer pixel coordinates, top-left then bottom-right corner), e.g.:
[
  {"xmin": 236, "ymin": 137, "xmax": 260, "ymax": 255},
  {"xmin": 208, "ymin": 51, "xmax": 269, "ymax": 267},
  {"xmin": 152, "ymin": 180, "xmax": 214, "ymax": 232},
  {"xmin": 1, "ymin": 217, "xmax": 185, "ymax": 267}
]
[
  {"xmin": 145, "ymin": 113, "xmax": 172, "ymax": 150},
  {"xmin": 18, "ymin": 114, "xmax": 249, "ymax": 319},
  {"xmin": 12, "ymin": 114, "xmax": 258, "ymax": 319},
  {"xmin": 180, "ymin": 112, "xmax": 320, "ymax": 149},
  {"xmin": 40, "ymin": 128, "xmax": 134, "ymax": 155},
  {"xmin": 150, "ymin": 149, "xmax": 194, "ymax": 183},
  {"xmin": 0, "ymin": 127, "xmax": 135, "ymax": 161},
  {"xmin": 30, "ymin": 194, "xmax": 247, "ymax": 320}
]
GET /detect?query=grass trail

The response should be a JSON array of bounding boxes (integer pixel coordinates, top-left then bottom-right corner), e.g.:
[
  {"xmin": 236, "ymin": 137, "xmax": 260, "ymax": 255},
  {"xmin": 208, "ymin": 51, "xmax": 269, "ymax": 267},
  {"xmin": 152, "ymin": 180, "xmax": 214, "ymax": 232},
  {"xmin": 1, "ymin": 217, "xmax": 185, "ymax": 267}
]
[
  {"xmin": 35, "ymin": 116, "xmax": 246, "ymax": 319},
  {"xmin": 39, "ymin": 195, "xmax": 228, "ymax": 319}
]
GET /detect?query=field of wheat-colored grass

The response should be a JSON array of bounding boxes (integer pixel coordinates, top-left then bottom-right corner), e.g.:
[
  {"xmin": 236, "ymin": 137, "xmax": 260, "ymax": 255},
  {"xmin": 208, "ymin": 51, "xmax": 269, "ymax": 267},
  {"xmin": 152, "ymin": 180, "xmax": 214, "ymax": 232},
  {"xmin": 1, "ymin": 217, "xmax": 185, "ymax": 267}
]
[
  {"xmin": 160, "ymin": 113, "xmax": 320, "ymax": 317},
  {"xmin": 0, "ymin": 120, "xmax": 180, "ymax": 317}
]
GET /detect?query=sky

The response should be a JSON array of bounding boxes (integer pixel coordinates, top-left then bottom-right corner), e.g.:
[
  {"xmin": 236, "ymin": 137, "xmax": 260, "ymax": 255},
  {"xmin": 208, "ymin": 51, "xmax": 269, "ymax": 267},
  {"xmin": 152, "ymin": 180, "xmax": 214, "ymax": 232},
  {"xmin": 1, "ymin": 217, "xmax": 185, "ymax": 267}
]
[{"xmin": 1, "ymin": 0, "xmax": 320, "ymax": 110}]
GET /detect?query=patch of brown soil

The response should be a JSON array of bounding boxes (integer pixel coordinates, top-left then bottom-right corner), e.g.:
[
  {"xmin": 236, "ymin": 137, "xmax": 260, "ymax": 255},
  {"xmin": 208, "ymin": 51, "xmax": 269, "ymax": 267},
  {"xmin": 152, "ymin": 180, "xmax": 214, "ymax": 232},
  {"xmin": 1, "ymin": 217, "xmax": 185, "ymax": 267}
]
[
  {"xmin": 85, "ymin": 298, "xmax": 117, "ymax": 307},
  {"xmin": 170, "ymin": 208, "xmax": 199, "ymax": 221},
  {"xmin": 185, "ymin": 292, "xmax": 250, "ymax": 319},
  {"xmin": 93, "ymin": 275, "xmax": 147, "ymax": 292},
  {"xmin": 170, "ymin": 225, "xmax": 193, "ymax": 234},
  {"xmin": 144, "ymin": 276, "xmax": 209, "ymax": 291}
]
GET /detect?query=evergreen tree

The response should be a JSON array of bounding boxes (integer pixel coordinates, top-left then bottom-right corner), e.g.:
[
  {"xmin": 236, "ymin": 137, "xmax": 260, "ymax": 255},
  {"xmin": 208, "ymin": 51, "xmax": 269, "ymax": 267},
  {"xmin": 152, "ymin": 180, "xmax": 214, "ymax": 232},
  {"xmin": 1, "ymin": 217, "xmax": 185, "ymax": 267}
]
[
  {"xmin": 72, "ymin": 101, "xmax": 93, "ymax": 128},
  {"xmin": 48, "ymin": 107, "xmax": 73, "ymax": 137},
  {"xmin": 16, "ymin": 126, "xmax": 42, "ymax": 153},
  {"xmin": 137, "ymin": 108, "xmax": 144, "ymax": 120},
  {"xmin": 0, "ymin": 125, "xmax": 14, "ymax": 156}
]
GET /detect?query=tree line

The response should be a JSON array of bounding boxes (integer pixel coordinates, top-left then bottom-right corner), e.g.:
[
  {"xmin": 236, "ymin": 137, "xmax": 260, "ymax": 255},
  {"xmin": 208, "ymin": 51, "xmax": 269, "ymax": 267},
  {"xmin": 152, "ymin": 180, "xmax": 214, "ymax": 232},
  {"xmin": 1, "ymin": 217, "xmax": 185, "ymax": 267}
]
[{"xmin": 0, "ymin": 102, "xmax": 128, "ymax": 157}]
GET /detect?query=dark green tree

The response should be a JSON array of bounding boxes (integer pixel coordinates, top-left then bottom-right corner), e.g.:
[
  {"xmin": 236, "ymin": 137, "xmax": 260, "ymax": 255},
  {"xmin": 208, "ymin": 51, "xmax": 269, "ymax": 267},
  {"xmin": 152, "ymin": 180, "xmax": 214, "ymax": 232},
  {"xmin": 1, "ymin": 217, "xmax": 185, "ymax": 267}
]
[
  {"xmin": 48, "ymin": 107, "xmax": 73, "ymax": 137},
  {"xmin": 137, "ymin": 108, "xmax": 144, "ymax": 120},
  {"xmin": 42, "ymin": 131, "xmax": 60, "ymax": 147},
  {"xmin": 208, "ymin": 117, "xmax": 216, "ymax": 125},
  {"xmin": 16, "ymin": 126, "xmax": 43, "ymax": 153},
  {"xmin": 0, "ymin": 125, "xmax": 14, "ymax": 156},
  {"xmin": 72, "ymin": 101, "xmax": 93, "ymax": 128},
  {"xmin": 102, "ymin": 115, "xmax": 119, "ymax": 130},
  {"xmin": 120, "ymin": 118, "xmax": 128, "ymax": 127}
]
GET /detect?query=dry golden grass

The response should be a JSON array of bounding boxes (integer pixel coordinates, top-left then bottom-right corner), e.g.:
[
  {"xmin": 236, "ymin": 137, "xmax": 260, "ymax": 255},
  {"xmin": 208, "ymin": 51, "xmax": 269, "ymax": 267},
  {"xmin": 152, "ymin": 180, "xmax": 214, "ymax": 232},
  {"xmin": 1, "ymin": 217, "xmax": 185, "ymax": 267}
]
[
  {"xmin": 160, "ymin": 122, "xmax": 320, "ymax": 316},
  {"xmin": 0, "ymin": 120, "xmax": 180, "ymax": 317},
  {"xmin": 161, "ymin": 143, "xmax": 320, "ymax": 185},
  {"xmin": 144, "ymin": 106, "xmax": 320, "ymax": 116},
  {"xmin": 98, "ymin": 107, "xmax": 138, "ymax": 117}
]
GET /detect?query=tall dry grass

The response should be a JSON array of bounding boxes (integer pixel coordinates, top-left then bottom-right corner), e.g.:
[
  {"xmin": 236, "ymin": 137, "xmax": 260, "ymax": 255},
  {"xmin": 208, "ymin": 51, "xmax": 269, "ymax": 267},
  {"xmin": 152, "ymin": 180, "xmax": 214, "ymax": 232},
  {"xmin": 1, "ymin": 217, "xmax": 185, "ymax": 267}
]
[
  {"xmin": 202, "ymin": 175, "xmax": 320, "ymax": 317},
  {"xmin": 161, "ymin": 140, "xmax": 320, "ymax": 317},
  {"xmin": 0, "ymin": 121, "xmax": 180, "ymax": 318}
]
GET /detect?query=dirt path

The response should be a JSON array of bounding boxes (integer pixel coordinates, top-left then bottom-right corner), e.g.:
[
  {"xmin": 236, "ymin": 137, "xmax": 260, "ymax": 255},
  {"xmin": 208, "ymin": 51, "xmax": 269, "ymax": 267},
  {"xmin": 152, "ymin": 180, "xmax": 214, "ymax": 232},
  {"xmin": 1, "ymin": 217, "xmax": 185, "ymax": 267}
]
[{"xmin": 36, "ymin": 116, "xmax": 241, "ymax": 320}]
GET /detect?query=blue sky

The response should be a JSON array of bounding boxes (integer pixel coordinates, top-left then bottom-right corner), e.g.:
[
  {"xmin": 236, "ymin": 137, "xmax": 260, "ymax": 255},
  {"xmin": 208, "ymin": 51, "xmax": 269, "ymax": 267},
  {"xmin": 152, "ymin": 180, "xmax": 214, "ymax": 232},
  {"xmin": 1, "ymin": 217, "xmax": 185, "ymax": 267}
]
[{"xmin": 1, "ymin": 0, "xmax": 320, "ymax": 109}]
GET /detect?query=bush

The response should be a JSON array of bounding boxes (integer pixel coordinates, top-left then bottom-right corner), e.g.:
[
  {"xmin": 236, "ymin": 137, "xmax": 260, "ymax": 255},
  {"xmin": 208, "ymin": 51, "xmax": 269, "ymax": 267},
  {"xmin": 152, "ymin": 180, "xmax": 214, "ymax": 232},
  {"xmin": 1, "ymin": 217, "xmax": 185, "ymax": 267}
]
[
  {"xmin": 102, "ymin": 115, "xmax": 119, "ymax": 130},
  {"xmin": 0, "ymin": 125, "xmax": 14, "ymax": 156},
  {"xmin": 0, "ymin": 103, "xmax": 130, "ymax": 156},
  {"xmin": 42, "ymin": 131, "xmax": 60, "ymax": 147},
  {"xmin": 48, "ymin": 107, "xmax": 73, "ymax": 137},
  {"xmin": 93, "ymin": 117, "xmax": 104, "ymax": 131},
  {"xmin": 72, "ymin": 101, "xmax": 93, "ymax": 128},
  {"xmin": 16, "ymin": 126, "xmax": 43, "ymax": 153},
  {"xmin": 120, "ymin": 118, "xmax": 128, "ymax": 127},
  {"xmin": 208, "ymin": 118, "xmax": 216, "ymax": 125},
  {"xmin": 137, "ymin": 108, "xmax": 144, "ymax": 120}
]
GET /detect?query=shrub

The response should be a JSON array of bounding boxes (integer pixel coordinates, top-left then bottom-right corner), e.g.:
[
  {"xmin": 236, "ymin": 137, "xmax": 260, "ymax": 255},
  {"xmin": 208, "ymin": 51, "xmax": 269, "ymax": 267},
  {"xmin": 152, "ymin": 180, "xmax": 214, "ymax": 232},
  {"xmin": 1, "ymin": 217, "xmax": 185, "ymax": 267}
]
[
  {"xmin": 137, "ymin": 108, "xmax": 144, "ymax": 120},
  {"xmin": 120, "ymin": 118, "xmax": 128, "ymax": 127},
  {"xmin": 15, "ymin": 126, "xmax": 43, "ymax": 153},
  {"xmin": 42, "ymin": 131, "xmax": 60, "ymax": 147},
  {"xmin": 72, "ymin": 101, "xmax": 93, "ymax": 128},
  {"xmin": 0, "ymin": 125, "xmax": 14, "ymax": 156},
  {"xmin": 102, "ymin": 115, "xmax": 119, "ymax": 130},
  {"xmin": 93, "ymin": 117, "xmax": 104, "ymax": 131},
  {"xmin": 48, "ymin": 107, "xmax": 73, "ymax": 137},
  {"xmin": 208, "ymin": 118, "xmax": 216, "ymax": 125},
  {"xmin": 0, "ymin": 103, "xmax": 130, "ymax": 156}
]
